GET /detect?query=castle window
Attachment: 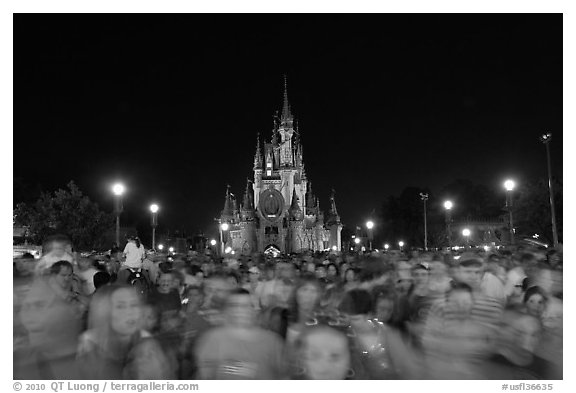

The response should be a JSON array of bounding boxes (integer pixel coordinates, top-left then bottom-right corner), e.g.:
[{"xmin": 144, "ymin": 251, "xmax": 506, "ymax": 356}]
[{"xmin": 267, "ymin": 170, "xmax": 272, "ymax": 176}]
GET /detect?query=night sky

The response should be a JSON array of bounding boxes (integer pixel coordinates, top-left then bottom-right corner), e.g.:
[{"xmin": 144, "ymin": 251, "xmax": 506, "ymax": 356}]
[{"xmin": 13, "ymin": 14, "xmax": 563, "ymax": 240}]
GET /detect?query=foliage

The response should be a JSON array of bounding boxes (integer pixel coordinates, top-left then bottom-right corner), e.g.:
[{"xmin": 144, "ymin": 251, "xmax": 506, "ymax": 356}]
[
  {"xmin": 377, "ymin": 178, "xmax": 563, "ymax": 248},
  {"xmin": 13, "ymin": 181, "xmax": 114, "ymax": 251},
  {"xmin": 513, "ymin": 177, "xmax": 562, "ymax": 244}
]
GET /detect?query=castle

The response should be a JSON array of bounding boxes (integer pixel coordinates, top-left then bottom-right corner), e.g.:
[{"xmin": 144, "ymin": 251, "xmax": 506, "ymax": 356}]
[{"xmin": 218, "ymin": 80, "xmax": 343, "ymax": 255}]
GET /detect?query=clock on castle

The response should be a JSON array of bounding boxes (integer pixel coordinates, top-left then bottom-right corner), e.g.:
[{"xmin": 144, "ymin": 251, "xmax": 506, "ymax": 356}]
[{"xmin": 218, "ymin": 78, "xmax": 343, "ymax": 256}]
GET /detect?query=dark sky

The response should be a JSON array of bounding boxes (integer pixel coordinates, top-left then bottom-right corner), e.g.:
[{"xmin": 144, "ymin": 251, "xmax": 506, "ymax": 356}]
[{"xmin": 13, "ymin": 14, "xmax": 563, "ymax": 240}]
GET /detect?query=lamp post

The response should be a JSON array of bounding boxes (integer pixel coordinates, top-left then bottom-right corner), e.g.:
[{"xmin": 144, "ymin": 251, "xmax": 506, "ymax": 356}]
[
  {"xmin": 504, "ymin": 180, "xmax": 516, "ymax": 246},
  {"xmin": 444, "ymin": 200, "xmax": 453, "ymax": 248},
  {"xmin": 366, "ymin": 220, "xmax": 374, "ymax": 251},
  {"xmin": 462, "ymin": 228, "xmax": 471, "ymax": 248},
  {"xmin": 398, "ymin": 241, "xmax": 404, "ymax": 252},
  {"xmin": 149, "ymin": 204, "xmax": 159, "ymax": 250},
  {"xmin": 540, "ymin": 133, "xmax": 559, "ymax": 247},
  {"xmin": 158, "ymin": 244, "xmax": 164, "ymax": 251},
  {"xmin": 384, "ymin": 243, "xmax": 389, "ymax": 251},
  {"xmin": 220, "ymin": 222, "xmax": 229, "ymax": 256},
  {"xmin": 420, "ymin": 193, "xmax": 429, "ymax": 251},
  {"xmin": 112, "ymin": 183, "xmax": 125, "ymax": 247}
]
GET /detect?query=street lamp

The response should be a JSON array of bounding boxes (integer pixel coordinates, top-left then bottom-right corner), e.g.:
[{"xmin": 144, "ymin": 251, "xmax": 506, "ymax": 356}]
[
  {"xmin": 504, "ymin": 179, "xmax": 516, "ymax": 246},
  {"xmin": 220, "ymin": 222, "xmax": 230, "ymax": 255},
  {"xmin": 540, "ymin": 133, "xmax": 559, "ymax": 247},
  {"xmin": 149, "ymin": 203, "xmax": 159, "ymax": 250},
  {"xmin": 158, "ymin": 244, "xmax": 164, "ymax": 251},
  {"xmin": 384, "ymin": 243, "xmax": 390, "ymax": 251},
  {"xmin": 420, "ymin": 193, "xmax": 429, "ymax": 251},
  {"xmin": 210, "ymin": 239, "xmax": 217, "ymax": 246},
  {"xmin": 112, "ymin": 182, "xmax": 125, "ymax": 247},
  {"xmin": 169, "ymin": 246, "xmax": 174, "ymax": 253},
  {"xmin": 398, "ymin": 241, "xmax": 404, "ymax": 251},
  {"xmin": 354, "ymin": 237, "xmax": 361, "ymax": 245},
  {"xmin": 366, "ymin": 220, "xmax": 374, "ymax": 250},
  {"xmin": 444, "ymin": 200, "xmax": 453, "ymax": 248},
  {"xmin": 462, "ymin": 228, "xmax": 471, "ymax": 248}
]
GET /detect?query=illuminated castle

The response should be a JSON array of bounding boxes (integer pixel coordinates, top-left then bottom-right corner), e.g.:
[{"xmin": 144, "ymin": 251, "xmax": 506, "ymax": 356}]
[{"xmin": 219, "ymin": 79, "xmax": 342, "ymax": 255}]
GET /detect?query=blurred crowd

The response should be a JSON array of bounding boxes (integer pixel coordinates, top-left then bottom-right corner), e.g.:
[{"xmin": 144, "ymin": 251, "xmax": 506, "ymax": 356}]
[{"xmin": 13, "ymin": 234, "xmax": 563, "ymax": 380}]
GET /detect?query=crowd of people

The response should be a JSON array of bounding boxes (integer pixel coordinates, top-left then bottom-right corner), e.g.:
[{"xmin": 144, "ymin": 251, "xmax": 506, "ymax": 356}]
[{"xmin": 13, "ymin": 234, "xmax": 563, "ymax": 380}]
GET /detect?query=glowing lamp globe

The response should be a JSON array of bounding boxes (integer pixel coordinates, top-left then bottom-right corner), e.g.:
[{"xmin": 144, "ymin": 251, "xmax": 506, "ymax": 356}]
[
  {"xmin": 504, "ymin": 180, "xmax": 516, "ymax": 192},
  {"xmin": 112, "ymin": 183, "xmax": 125, "ymax": 196}
]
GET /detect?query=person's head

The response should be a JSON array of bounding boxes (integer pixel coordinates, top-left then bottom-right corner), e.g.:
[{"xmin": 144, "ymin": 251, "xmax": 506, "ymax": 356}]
[
  {"xmin": 315, "ymin": 265, "xmax": 327, "ymax": 279},
  {"xmin": 446, "ymin": 282, "xmax": 474, "ymax": 320},
  {"xmin": 203, "ymin": 273, "xmax": 233, "ymax": 309},
  {"xmin": 42, "ymin": 234, "xmax": 73, "ymax": 256},
  {"xmin": 183, "ymin": 286, "xmax": 204, "ymax": 312},
  {"xmin": 411, "ymin": 264, "xmax": 430, "ymax": 287},
  {"xmin": 93, "ymin": 271, "xmax": 111, "ymax": 290},
  {"xmin": 523, "ymin": 286, "xmax": 547, "ymax": 318},
  {"xmin": 49, "ymin": 260, "xmax": 74, "ymax": 290},
  {"xmin": 373, "ymin": 287, "xmax": 395, "ymax": 323},
  {"xmin": 306, "ymin": 261, "xmax": 316, "ymax": 273},
  {"xmin": 157, "ymin": 272, "xmax": 174, "ymax": 294},
  {"xmin": 141, "ymin": 303, "xmax": 160, "ymax": 333},
  {"xmin": 455, "ymin": 258, "xmax": 484, "ymax": 290},
  {"xmin": 171, "ymin": 269, "xmax": 185, "ymax": 291},
  {"xmin": 298, "ymin": 325, "xmax": 352, "ymax": 380},
  {"xmin": 295, "ymin": 276, "xmax": 322, "ymax": 315},
  {"xmin": 190, "ymin": 265, "xmax": 205, "ymax": 283},
  {"xmin": 19, "ymin": 278, "xmax": 84, "ymax": 355},
  {"xmin": 223, "ymin": 288, "xmax": 254, "ymax": 328},
  {"xmin": 339, "ymin": 289, "xmax": 373, "ymax": 327},
  {"xmin": 327, "ymin": 263, "xmax": 339, "ymax": 278},
  {"xmin": 77, "ymin": 257, "xmax": 94, "ymax": 272},
  {"xmin": 275, "ymin": 278, "xmax": 295, "ymax": 307},
  {"xmin": 344, "ymin": 268, "xmax": 356, "ymax": 283},
  {"xmin": 248, "ymin": 266, "xmax": 261, "ymax": 283}
]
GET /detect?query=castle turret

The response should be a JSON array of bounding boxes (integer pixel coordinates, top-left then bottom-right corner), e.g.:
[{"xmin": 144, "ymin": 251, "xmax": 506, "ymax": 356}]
[
  {"xmin": 326, "ymin": 189, "xmax": 343, "ymax": 251},
  {"xmin": 253, "ymin": 133, "xmax": 263, "ymax": 170},
  {"xmin": 220, "ymin": 185, "xmax": 234, "ymax": 222},
  {"xmin": 241, "ymin": 180, "xmax": 255, "ymax": 221}
]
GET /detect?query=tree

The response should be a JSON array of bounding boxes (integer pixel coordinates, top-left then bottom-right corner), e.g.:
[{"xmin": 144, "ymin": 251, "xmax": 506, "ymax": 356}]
[
  {"xmin": 513, "ymin": 178, "xmax": 563, "ymax": 245},
  {"xmin": 13, "ymin": 181, "xmax": 114, "ymax": 251}
]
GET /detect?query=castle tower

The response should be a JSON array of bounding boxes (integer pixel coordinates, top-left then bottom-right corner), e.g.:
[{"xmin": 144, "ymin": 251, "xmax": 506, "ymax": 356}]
[
  {"xmin": 288, "ymin": 187, "xmax": 304, "ymax": 252},
  {"xmin": 326, "ymin": 189, "xmax": 343, "ymax": 251},
  {"xmin": 239, "ymin": 180, "xmax": 257, "ymax": 255}
]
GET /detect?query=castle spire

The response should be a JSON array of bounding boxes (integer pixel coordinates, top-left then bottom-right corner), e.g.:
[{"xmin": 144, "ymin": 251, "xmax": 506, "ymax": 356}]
[
  {"xmin": 330, "ymin": 189, "xmax": 339, "ymax": 216},
  {"xmin": 243, "ymin": 179, "xmax": 254, "ymax": 211},
  {"xmin": 253, "ymin": 133, "xmax": 263, "ymax": 169},
  {"xmin": 281, "ymin": 74, "xmax": 291, "ymax": 121},
  {"xmin": 221, "ymin": 184, "xmax": 234, "ymax": 219},
  {"xmin": 328, "ymin": 188, "xmax": 341, "ymax": 225},
  {"xmin": 289, "ymin": 186, "xmax": 303, "ymax": 220}
]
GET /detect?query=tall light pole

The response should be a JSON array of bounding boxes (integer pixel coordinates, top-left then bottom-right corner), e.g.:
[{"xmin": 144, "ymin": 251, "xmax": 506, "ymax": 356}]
[
  {"xmin": 112, "ymin": 183, "xmax": 125, "ymax": 247},
  {"xmin": 540, "ymin": 133, "xmax": 559, "ymax": 247},
  {"xmin": 220, "ymin": 222, "xmax": 229, "ymax": 256},
  {"xmin": 444, "ymin": 200, "xmax": 453, "ymax": 248},
  {"xmin": 504, "ymin": 180, "xmax": 516, "ymax": 246},
  {"xmin": 150, "ymin": 203, "xmax": 159, "ymax": 250},
  {"xmin": 398, "ymin": 241, "xmax": 404, "ymax": 252},
  {"xmin": 420, "ymin": 193, "xmax": 429, "ymax": 251},
  {"xmin": 366, "ymin": 220, "xmax": 374, "ymax": 251},
  {"xmin": 462, "ymin": 228, "xmax": 471, "ymax": 248}
]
